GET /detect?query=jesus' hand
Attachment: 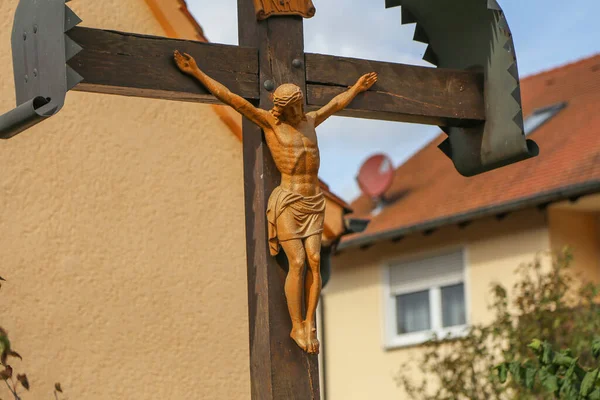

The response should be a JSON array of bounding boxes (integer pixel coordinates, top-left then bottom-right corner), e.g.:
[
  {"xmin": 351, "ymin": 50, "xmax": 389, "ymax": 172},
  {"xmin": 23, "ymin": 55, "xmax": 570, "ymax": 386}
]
[
  {"xmin": 174, "ymin": 50, "xmax": 199, "ymax": 76},
  {"xmin": 355, "ymin": 72, "xmax": 378, "ymax": 93}
]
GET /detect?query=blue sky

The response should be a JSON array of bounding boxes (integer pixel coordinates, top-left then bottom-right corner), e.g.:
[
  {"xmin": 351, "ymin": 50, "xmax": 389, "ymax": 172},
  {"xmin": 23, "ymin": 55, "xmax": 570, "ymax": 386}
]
[{"xmin": 188, "ymin": 0, "xmax": 600, "ymax": 202}]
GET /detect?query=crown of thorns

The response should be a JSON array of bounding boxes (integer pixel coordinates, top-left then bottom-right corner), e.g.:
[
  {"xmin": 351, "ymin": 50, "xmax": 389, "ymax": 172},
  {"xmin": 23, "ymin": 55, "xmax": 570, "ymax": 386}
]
[{"xmin": 271, "ymin": 84, "xmax": 304, "ymax": 119}]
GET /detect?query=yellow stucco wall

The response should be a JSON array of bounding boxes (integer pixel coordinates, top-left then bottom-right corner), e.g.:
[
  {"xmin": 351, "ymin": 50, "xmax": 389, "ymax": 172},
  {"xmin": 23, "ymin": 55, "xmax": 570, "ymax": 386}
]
[
  {"xmin": 325, "ymin": 209, "xmax": 550, "ymax": 399},
  {"xmin": 0, "ymin": 1, "xmax": 250, "ymax": 399},
  {"xmin": 548, "ymin": 207, "xmax": 600, "ymax": 284}
]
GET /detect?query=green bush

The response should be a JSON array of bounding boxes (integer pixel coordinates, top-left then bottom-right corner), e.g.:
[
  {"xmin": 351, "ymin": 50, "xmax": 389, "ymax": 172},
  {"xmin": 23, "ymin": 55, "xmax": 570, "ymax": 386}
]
[{"xmin": 396, "ymin": 249, "xmax": 600, "ymax": 399}]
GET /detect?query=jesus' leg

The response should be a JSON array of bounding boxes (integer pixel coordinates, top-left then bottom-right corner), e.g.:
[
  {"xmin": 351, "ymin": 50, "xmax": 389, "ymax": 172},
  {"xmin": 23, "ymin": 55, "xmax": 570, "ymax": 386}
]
[
  {"xmin": 303, "ymin": 234, "xmax": 322, "ymax": 354},
  {"xmin": 280, "ymin": 238, "xmax": 308, "ymax": 351}
]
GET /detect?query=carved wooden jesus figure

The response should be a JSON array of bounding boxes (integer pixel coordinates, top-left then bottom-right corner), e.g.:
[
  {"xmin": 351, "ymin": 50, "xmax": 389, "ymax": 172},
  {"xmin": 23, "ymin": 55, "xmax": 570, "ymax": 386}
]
[{"xmin": 174, "ymin": 50, "xmax": 377, "ymax": 354}]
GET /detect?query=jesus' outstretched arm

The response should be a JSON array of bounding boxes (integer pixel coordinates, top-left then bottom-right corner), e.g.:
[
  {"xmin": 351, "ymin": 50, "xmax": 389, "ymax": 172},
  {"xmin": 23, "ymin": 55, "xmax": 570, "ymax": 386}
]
[
  {"xmin": 174, "ymin": 50, "xmax": 271, "ymax": 130},
  {"xmin": 308, "ymin": 72, "xmax": 378, "ymax": 128}
]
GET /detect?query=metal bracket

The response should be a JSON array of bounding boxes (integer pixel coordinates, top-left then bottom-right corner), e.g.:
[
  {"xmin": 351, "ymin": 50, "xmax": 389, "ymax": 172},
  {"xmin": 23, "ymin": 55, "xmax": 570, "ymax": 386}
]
[
  {"xmin": 0, "ymin": 0, "xmax": 83, "ymax": 139},
  {"xmin": 386, "ymin": 0, "xmax": 539, "ymax": 176}
]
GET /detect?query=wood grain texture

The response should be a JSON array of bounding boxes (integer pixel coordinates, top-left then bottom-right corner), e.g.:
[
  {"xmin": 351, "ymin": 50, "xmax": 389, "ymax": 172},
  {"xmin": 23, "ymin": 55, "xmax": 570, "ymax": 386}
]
[
  {"xmin": 67, "ymin": 27, "xmax": 259, "ymax": 103},
  {"xmin": 305, "ymin": 53, "xmax": 485, "ymax": 126},
  {"xmin": 66, "ymin": 28, "xmax": 485, "ymax": 127},
  {"xmin": 238, "ymin": 0, "xmax": 320, "ymax": 398}
]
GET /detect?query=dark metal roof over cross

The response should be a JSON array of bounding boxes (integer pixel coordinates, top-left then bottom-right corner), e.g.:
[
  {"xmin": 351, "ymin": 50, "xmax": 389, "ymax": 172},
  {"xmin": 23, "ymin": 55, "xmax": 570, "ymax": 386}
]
[{"xmin": 0, "ymin": 0, "xmax": 539, "ymax": 398}]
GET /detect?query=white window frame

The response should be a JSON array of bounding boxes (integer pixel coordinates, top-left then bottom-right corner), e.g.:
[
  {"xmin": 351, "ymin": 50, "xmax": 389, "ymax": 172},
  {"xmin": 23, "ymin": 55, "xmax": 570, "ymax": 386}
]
[{"xmin": 382, "ymin": 247, "xmax": 470, "ymax": 350}]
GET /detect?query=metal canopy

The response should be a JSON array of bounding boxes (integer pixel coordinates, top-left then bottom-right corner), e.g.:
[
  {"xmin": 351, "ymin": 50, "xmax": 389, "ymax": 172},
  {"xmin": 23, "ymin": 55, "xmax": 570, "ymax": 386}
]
[
  {"xmin": 0, "ymin": 0, "xmax": 82, "ymax": 139},
  {"xmin": 386, "ymin": 0, "xmax": 539, "ymax": 176}
]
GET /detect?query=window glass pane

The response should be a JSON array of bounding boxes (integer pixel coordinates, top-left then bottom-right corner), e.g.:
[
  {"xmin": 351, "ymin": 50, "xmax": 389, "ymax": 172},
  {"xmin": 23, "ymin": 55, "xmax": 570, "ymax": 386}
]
[
  {"xmin": 441, "ymin": 283, "xmax": 466, "ymax": 327},
  {"xmin": 396, "ymin": 290, "xmax": 430, "ymax": 334},
  {"xmin": 523, "ymin": 102, "xmax": 566, "ymax": 136},
  {"xmin": 524, "ymin": 111, "xmax": 554, "ymax": 135}
]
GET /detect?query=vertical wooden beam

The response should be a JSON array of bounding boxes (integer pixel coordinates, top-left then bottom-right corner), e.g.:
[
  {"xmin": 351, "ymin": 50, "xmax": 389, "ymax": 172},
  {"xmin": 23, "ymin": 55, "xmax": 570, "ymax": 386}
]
[{"xmin": 238, "ymin": 0, "xmax": 320, "ymax": 399}]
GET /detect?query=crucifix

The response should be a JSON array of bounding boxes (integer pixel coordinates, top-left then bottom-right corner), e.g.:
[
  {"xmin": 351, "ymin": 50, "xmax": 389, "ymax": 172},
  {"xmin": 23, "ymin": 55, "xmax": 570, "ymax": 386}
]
[
  {"xmin": 174, "ymin": 48, "xmax": 377, "ymax": 355},
  {"xmin": 0, "ymin": 0, "xmax": 538, "ymax": 398}
]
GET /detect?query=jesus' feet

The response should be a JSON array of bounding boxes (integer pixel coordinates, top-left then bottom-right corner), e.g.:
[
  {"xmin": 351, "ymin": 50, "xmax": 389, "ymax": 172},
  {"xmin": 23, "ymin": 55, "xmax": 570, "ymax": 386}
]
[
  {"xmin": 290, "ymin": 324, "xmax": 307, "ymax": 352},
  {"xmin": 304, "ymin": 320, "xmax": 320, "ymax": 354}
]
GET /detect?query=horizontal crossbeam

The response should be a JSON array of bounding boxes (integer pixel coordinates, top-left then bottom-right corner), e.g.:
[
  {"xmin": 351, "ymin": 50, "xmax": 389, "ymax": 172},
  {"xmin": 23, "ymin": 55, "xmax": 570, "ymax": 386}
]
[
  {"xmin": 67, "ymin": 27, "xmax": 260, "ymax": 103},
  {"xmin": 67, "ymin": 27, "xmax": 485, "ymax": 127},
  {"xmin": 305, "ymin": 54, "xmax": 485, "ymax": 126}
]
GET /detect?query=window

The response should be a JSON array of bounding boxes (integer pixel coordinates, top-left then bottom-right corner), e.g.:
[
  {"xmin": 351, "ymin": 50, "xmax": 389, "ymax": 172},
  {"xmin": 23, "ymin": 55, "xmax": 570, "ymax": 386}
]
[
  {"xmin": 384, "ymin": 249, "xmax": 468, "ymax": 348},
  {"xmin": 524, "ymin": 102, "xmax": 566, "ymax": 136}
]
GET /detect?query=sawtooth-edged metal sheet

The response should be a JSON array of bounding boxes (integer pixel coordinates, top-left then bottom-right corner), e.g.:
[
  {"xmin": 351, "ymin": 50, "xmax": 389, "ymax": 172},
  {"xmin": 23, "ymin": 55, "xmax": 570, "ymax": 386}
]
[
  {"xmin": 386, "ymin": 0, "xmax": 539, "ymax": 176},
  {"xmin": 0, "ymin": 0, "xmax": 82, "ymax": 139}
]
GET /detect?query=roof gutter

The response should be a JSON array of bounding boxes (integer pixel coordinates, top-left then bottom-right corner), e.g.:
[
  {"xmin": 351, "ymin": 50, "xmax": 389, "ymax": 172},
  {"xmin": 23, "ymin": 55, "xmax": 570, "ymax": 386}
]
[{"xmin": 339, "ymin": 180, "xmax": 600, "ymax": 250}]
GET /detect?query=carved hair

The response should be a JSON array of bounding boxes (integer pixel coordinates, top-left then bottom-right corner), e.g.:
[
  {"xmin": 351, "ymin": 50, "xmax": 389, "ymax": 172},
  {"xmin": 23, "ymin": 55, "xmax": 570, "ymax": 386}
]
[{"xmin": 270, "ymin": 84, "xmax": 304, "ymax": 122}]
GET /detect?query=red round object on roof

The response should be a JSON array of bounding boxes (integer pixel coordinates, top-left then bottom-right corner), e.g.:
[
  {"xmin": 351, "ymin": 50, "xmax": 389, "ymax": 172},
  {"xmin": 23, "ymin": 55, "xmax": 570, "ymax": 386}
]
[{"xmin": 356, "ymin": 153, "xmax": 394, "ymax": 198}]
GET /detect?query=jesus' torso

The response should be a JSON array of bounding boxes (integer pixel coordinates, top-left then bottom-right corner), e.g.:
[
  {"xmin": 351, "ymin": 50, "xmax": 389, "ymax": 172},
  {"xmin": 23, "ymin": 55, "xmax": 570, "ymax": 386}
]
[{"xmin": 264, "ymin": 114, "xmax": 320, "ymax": 197}]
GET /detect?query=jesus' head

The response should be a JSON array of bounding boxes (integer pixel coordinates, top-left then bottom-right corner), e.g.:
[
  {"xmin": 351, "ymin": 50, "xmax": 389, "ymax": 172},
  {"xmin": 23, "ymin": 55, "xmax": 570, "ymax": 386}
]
[{"xmin": 270, "ymin": 84, "xmax": 306, "ymax": 126}]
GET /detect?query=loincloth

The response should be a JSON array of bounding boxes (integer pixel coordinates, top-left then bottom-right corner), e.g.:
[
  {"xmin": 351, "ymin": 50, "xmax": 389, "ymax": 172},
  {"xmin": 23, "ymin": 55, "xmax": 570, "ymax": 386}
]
[{"xmin": 266, "ymin": 186, "xmax": 326, "ymax": 256}]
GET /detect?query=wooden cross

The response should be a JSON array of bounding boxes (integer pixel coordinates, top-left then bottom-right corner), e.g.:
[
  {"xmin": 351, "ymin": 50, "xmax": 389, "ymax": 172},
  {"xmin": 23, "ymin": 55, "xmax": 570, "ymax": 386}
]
[
  {"xmin": 65, "ymin": 17, "xmax": 478, "ymax": 399},
  {"xmin": 3, "ymin": 0, "xmax": 533, "ymax": 398}
]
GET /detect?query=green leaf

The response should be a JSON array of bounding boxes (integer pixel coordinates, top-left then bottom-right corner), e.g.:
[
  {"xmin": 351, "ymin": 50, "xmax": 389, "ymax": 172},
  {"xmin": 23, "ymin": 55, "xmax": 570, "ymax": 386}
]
[
  {"xmin": 509, "ymin": 361, "xmax": 525, "ymax": 385},
  {"xmin": 555, "ymin": 353, "xmax": 575, "ymax": 368},
  {"xmin": 553, "ymin": 318, "xmax": 561, "ymax": 329},
  {"xmin": 589, "ymin": 388, "xmax": 600, "ymax": 400},
  {"xmin": 0, "ymin": 329, "xmax": 10, "ymax": 366},
  {"xmin": 580, "ymin": 369, "xmax": 599, "ymax": 397},
  {"xmin": 565, "ymin": 358, "xmax": 578, "ymax": 380},
  {"xmin": 496, "ymin": 363, "xmax": 508, "ymax": 383},
  {"xmin": 528, "ymin": 339, "xmax": 543, "ymax": 353},
  {"xmin": 592, "ymin": 340, "xmax": 600, "ymax": 359},
  {"xmin": 525, "ymin": 367, "xmax": 537, "ymax": 390},
  {"xmin": 542, "ymin": 342, "xmax": 555, "ymax": 365},
  {"xmin": 539, "ymin": 368, "xmax": 559, "ymax": 393},
  {"xmin": 558, "ymin": 379, "xmax": 574, "ymax": 399}
]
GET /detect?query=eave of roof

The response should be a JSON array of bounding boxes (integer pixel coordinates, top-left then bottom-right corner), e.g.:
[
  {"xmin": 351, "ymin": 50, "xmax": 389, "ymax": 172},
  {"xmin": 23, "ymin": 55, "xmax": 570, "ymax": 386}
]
[{"xmin": 339, "ymin": 180, "xmax": 600, "ymax": 250}]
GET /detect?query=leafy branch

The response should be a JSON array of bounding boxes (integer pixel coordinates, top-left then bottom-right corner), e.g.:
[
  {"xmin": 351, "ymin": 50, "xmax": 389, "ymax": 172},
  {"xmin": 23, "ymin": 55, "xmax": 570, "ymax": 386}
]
[
  {"xmin": 0, "ymin": 277, "xmax": 65, "ymax": 399},
  {"xmin": 0, "ymin": 276, "xmax": 29, "ymax": 400},
  {"xmin": 497, "ymin": 339, "xmax": 600, "ymax": 399}
]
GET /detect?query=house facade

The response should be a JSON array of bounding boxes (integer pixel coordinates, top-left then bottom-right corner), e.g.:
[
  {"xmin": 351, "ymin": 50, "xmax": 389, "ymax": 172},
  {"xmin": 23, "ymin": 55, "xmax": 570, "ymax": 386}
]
[
  {"xmin": 0, "ymin": 1, "xmax": 350, "ymax": 399},
  {"xmin": 323, "ymin": 55, "xmax": 600, "ymax": 399}
]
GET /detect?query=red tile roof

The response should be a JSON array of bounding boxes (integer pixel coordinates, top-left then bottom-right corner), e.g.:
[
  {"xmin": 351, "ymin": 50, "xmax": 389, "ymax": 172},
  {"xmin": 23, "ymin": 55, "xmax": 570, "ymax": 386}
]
[{"xmin": 343, "ymin": 54, "xmax": 600, "ymax": 248}]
